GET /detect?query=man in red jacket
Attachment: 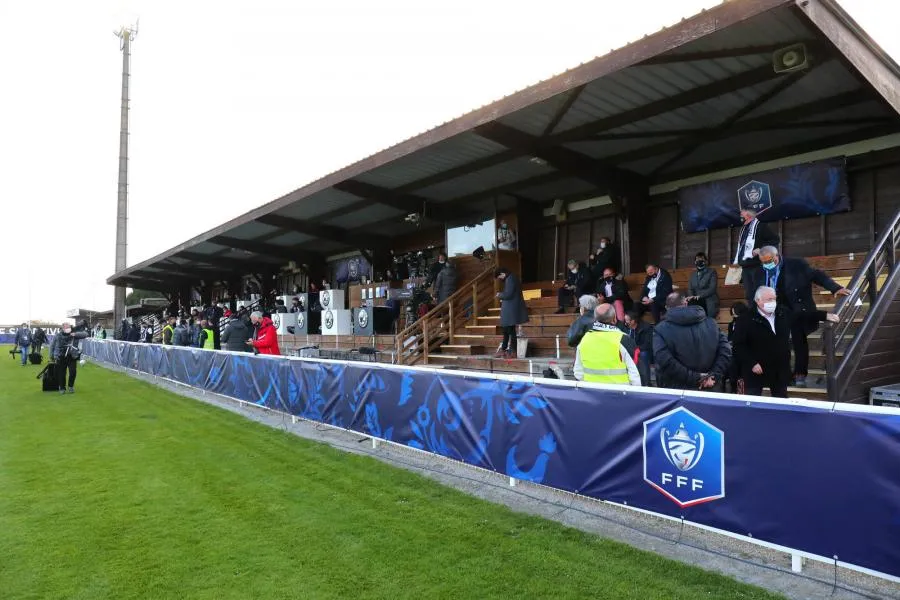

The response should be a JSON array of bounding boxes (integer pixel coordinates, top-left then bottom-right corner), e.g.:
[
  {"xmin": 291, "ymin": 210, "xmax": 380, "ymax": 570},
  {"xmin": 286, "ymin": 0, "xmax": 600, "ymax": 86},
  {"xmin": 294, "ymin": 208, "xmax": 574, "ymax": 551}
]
[{"xmin": 247, "ymin": 311, "xmax": 281, "ymax": 356}]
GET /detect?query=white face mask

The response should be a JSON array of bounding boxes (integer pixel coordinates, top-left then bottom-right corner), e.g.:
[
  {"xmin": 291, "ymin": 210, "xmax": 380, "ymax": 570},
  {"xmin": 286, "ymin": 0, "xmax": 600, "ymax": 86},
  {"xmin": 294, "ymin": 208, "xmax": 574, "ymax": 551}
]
[
  {"xmin": 762, "ymin": 301, "xmax": 777, "ymax": 314},
  {"xmin": 599, "ymin": 242, "xmax": 607, "ymax": 249}
]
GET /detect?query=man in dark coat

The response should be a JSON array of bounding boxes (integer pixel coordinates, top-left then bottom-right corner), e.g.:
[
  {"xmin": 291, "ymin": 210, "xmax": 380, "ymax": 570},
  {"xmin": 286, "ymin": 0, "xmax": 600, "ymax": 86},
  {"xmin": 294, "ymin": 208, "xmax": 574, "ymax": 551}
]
[
  {"xmin": 588, "ymin": 237, "xmax": 620, "ymax": 282},
  {"xmin": 496, "ymin": 268, "xmax": 529, "ymax": 358},
  {"xmin": 556, "ymin": 259, "xmax": 593, "ymax": 314},
  {"xmin": 566, "ymin": 295, "xmax": 599, "ymax": 348},
  {"xmin": 733, "ymin": 286, "xmax": 840, "ymax": 397},
  {"xmin": 732, "ymin": 208, "xmax": 780, "ymax": 304},
  {"xmin": 623, "ymin": 310, "xmax": 654, "ymax": 386},
  {"xmin": 746, "ymin": 246, "xmax": 850, "ymax": 387},
  {"xmin": 640, "ymin": 263, "xmax": 673, "ymax": 324},
  {"xmin": 596, "ymin": 267, "xmax": 632, "ymax": 321},
  {"xmin": 221, "ymin": 317, "xmax": 251, "ymax": 352},
  {"xmin": 687, "ymin": 252, "xmax": 720, "ymax": 318},
  {"xmin": 652, "ymin": 292, "xmax": 732, "ymax": 391},
  {"xmin": 433, "ymin": 259, "xmax": 458, "ymax": 304}
]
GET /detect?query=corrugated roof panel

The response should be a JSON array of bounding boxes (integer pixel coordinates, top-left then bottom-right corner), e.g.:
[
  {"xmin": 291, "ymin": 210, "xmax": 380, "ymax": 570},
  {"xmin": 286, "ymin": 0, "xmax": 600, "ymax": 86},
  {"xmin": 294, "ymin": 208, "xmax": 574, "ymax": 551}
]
[
  {"xmin": 323, "ymin": 204, "xmax": 404, "ymax": 229},
  {"xmin": 353, "ymin": 132, "xmax": 508, "ymax": 189},
  {"xmin": 497, "ymin": 92, "xmax": 577, "ymax": 136},
  {"xmin": 620, "ymin": 151, "xmax": 687, "ymax": 176},
  {"xmin": 515, "ymin": 177, "xmax": 598, "ymax": 202},
  {"xmin": 226, "ymin": 221, "xmax": 283, "ymax": 241},
  {"xmin": 738, "ymin": 61, "xmax": 863, "ymax": 119},
  {"xmin": 658, "ymin": 124, "xmax": 864, "ymax": 175},
  {"xmin": 417, "ymin": 156, "xmax": 554, "ymax": 201},
  {"xmin": 190, "ymin": 242, "xmax": 231, "ymax": 254},
  {"xmin": 564, "ymin": 137, "xmax": 680, "ymax": 160},
  {"xmin": 266, "ymin": 232, "xmax": 315, "ymax": 247},
  {"xmin": 274, "ymin": 188, "xmax": 363, "ymax": 220}
]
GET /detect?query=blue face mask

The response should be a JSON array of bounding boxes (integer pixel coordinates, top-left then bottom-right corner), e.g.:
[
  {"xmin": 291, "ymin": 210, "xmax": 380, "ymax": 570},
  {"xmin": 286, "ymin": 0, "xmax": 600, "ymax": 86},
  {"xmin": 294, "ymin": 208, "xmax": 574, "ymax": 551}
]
[{"xmin": 762, "ymin": 261, "xmax": 777, "ymax": 271}]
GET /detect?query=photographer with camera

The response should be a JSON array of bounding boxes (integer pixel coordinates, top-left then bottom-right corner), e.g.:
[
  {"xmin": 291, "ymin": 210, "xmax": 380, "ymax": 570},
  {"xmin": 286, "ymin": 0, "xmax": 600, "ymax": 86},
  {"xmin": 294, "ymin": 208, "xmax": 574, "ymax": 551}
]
[{"xmin": 50, "ymin": 322, "xmax": 89, "ymax": 394}]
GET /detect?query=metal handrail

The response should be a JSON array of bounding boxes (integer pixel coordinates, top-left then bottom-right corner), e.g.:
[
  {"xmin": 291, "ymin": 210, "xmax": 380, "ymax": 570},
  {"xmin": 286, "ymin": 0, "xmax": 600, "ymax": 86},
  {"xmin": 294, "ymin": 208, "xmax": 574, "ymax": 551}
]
[
  {"xmin": 395, "ymin": 262, "xmax": 497, "ymax": 366},
  {"xmin": 825, "ymin": 207, "xmax": 900, "ymax": 401}
]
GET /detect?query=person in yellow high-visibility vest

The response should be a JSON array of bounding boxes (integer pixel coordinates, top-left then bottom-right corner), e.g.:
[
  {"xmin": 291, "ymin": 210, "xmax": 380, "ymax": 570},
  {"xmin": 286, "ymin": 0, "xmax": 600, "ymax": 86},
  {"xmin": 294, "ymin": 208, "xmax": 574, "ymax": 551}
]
[
  {"xmin": 573, "ymin": 304, "xmax": 642, "ymax": 386},
  {"xmin": 162, "ymin": 316, "xmax": 176, "ymax": 346},
  {"xmin": 199, "ymin": 320, "xmax": 215, "ymax": 350}
]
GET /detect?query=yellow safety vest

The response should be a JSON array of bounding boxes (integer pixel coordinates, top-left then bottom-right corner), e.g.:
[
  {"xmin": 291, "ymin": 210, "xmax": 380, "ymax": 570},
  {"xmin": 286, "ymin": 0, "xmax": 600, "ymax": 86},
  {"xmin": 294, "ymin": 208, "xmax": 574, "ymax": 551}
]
[
  {"xmin": 162, "ymin": 325, "xmax": 174, "ymax": 345},
  {"xmin": 579, "ymin": 330, "xmax": 630, "ymax": 384},
  {"xmin": 203, "ymin": 328, "xmax": 215, "ymax": 350}
]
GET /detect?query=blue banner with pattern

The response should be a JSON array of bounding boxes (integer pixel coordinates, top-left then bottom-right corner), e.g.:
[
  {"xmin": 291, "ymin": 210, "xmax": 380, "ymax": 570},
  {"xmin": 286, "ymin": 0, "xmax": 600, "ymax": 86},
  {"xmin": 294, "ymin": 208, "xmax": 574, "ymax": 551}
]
[
  {"xmin": 80, "ymin": 340, "xmax": 900, "ymax": 580},
  {"xmin": 678, "ymin": 158, "xmax": 850, "ymax": 233}
]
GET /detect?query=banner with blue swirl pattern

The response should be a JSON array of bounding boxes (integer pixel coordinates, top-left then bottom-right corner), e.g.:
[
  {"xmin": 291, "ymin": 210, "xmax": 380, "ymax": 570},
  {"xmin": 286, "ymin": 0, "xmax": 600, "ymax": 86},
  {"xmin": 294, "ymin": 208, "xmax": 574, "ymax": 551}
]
[
  {"xmin": 79, "ymin": 340, "xmax": 900, "ymax": 581},
  {"xmin": 678, "ymin": 157, "xmax": 850, "ymax": 233}
]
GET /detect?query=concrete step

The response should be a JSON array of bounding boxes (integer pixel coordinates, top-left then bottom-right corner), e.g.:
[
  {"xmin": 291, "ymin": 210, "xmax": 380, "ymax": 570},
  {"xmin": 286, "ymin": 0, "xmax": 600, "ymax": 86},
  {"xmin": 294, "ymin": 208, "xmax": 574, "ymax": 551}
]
[{"xmin": 438, "ymin": 344, "xmax": 484, "ymax": 355}]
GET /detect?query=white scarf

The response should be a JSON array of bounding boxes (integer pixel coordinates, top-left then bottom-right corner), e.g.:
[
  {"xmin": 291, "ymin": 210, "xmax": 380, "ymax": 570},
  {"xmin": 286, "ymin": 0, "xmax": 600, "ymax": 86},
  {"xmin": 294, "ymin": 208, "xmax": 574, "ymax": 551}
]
[
  {"xmin": 647, "ymin": 271, "xmax": 660, "ymax": 299},
  {"xmin": 734, "ymin": 219, "xmax": 760, "ymax": 264}
]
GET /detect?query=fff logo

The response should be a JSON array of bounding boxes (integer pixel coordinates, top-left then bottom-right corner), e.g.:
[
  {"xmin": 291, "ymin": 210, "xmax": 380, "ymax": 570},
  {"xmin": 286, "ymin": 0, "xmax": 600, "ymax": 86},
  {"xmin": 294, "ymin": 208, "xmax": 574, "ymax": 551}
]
[
  {"xmin": 737, "ymin": 179, "xmax": 772, "ymax": 215},
  {"xmin": 643, "ymin": 407, "xmax": 725, "ymax": 507}
]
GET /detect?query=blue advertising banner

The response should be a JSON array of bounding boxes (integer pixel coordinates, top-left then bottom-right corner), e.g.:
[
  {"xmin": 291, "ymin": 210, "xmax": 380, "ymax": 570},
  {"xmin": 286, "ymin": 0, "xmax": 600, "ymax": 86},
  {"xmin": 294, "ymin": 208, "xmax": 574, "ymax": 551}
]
[
  {"xmin": 81, "ymin": 340, "xmax": 900, "ymax": 580},
  {"xmin": 678, "ymin": 158, "xmax": 850, "ymax": 233}
]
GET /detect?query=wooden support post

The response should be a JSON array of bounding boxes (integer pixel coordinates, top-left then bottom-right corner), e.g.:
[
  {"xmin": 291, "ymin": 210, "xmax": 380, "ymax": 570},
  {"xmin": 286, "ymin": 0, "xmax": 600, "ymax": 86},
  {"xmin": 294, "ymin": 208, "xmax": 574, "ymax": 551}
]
[
  {"xmin": 448, "ymin": 302, "xmax": 455, "ymax": 344},
  {"xmin": 472, "ymin": 283, "xmax": 479, "ymax": 319},
  {"xmin": 423, "ymin": 316, "xmax": 430, "ymax": 364}
]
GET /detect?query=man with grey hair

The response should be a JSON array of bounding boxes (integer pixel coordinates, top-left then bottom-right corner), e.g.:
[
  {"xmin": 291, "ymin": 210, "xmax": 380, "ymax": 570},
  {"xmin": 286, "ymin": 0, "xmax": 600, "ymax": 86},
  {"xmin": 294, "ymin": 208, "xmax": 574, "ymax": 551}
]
[
  {"xmin": 733, "ymin": 286, "xmax": 839, "ymax": 397},
  {"xmin": 746, "ymin": 246, "xmax": 849, "ymax": 387},
  {"xmin": 566, "ymin": 294, "xmax": 599, "ymax": 348},
  {"xmin": 573, "ymin": 304, "xmax": 641, "ymax": 386},
  {"xmin": 733, "ymin": 207, "xmax": 780, "ymax": 301}
]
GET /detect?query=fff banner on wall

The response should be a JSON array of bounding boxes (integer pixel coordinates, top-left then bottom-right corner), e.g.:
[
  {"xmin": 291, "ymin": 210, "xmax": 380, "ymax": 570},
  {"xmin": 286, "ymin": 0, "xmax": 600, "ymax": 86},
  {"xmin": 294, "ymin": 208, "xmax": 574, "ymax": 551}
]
[
  {"xmin": 678, "ymin": 157, "xmax": 850, "ymax": 233},
  {"xmin": 81, "ymin": 340, "xmax": 900, "ymax": 581}
]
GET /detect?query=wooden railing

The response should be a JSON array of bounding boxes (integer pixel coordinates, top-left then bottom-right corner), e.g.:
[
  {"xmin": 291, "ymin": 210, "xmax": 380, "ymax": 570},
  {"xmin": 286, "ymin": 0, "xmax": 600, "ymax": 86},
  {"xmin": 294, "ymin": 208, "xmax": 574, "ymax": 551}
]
[
  {"xmin": 824, "ymin": 206, "xmax": 900, "ymax": 402},
  {"xmin": 395, "ymin": 263, "xmax": 497, "ymax": 366}
]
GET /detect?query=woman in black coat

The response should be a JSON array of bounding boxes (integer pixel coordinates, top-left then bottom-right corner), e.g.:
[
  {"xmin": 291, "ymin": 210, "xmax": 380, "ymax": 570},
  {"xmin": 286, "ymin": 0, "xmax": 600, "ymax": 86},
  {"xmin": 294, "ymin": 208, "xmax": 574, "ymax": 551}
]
[{"xmin": 495, "ymin": 268, "xmax": 529, "ymax": 358}]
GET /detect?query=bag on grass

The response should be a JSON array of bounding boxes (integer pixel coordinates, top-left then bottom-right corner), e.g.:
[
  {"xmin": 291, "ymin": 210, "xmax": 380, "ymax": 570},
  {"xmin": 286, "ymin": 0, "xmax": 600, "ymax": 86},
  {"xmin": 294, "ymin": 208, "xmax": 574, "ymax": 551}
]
[
  {"xmin": 37, "ymin": 363, "xmax": 59, "ymax": 392},
  {"xmin": 29, "ymin": 352, "xmax": 43, "ymax": 365}
]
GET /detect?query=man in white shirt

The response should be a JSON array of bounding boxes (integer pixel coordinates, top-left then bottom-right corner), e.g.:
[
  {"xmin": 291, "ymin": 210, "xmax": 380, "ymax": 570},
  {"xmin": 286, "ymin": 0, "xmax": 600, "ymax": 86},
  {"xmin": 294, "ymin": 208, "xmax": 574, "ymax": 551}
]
[{"xmin": 732, "ymin": 209, "xmax": 780, "ymax": 304}]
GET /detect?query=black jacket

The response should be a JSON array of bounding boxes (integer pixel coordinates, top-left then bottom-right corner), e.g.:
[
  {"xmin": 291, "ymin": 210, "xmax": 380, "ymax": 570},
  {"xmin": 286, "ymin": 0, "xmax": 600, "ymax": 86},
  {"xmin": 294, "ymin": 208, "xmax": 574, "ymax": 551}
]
[
  {"xmin": 734, "ymin": 219, "xmax": 780, "ymax": 267},
  {"xmin": 588, "ymin": 245, "xmax": 620, "ymax": 280},
  {"xmin": 596, "ymin": 276, "xmax": 633, "ymax": 308},
  {"xmin": 50, "ymin": 330, "xmax": 89, "ymax": 360},
  {"xmin": 688, "ymin": 267, "xmax": 719, "ymax": 317},
  {"xmin": 566, "ymin": 313, "xmax": 596, "ymax": 348},
  {"xmin": 624, "ymin": 320, "xmax": 654, "ymax": 363},
  {"xmin": 652, "ymin": 305, "xmax": 731, "ymax": 389},
  {"xmin": 221, "ymin": 319, "xmax": 251, "ymax": 352},
  {"xmin": 746, "ymin": 257, "xmax": 842, "ymax": 334},
  {"xmin": 434, "ymin": 264, "xmax": 458, "ymax": 304},
  {"xmin": 731, "ymin": 306, "xmax": 794, "ymax": 387},
  {"xmin": 33, "ymin": 328, "xmax": 48, "ymax": 345},
  {"xmin": 641, "ymin": 269, "xmax": 673, "ymax": 307},
  {"xmin": 565, "ymin": 265, "xmax": 594, "ymax": 298},
  {"xmin": 498, "ymin": 274, "xmax": 529, "ymax": 327}
]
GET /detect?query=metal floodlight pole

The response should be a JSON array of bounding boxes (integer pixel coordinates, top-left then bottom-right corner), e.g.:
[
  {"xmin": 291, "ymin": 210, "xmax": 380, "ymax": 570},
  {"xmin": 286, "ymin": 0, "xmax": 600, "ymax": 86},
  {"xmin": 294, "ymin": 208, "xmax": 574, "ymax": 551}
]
[{"xmin": 113, "ymin": 23, "xmax": 138, "ymax": 329}]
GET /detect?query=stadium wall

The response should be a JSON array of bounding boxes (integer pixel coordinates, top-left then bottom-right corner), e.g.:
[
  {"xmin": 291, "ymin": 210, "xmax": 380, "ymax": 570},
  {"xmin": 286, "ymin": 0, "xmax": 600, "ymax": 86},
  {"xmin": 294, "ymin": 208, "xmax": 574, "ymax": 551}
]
[{"xmin": 80, "ymin": 339, "xmax": 900, "ymax": 583}]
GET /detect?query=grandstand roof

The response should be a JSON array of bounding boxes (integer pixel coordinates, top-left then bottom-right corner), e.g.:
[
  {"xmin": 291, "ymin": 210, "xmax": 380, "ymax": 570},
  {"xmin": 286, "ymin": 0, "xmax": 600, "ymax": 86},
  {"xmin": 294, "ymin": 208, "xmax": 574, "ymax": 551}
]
[{"xmin": 110, "ymin": 0, "xmax": 900, "ymax": 290}]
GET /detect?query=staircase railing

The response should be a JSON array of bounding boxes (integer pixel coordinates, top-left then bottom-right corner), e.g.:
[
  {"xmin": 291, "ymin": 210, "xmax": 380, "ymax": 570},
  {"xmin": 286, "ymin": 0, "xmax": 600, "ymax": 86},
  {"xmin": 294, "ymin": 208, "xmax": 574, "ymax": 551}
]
[
  {"xmin": 395, "ymin": 263, "xmax": 497, "ymax": 366},
  {"xmin": 824, "ymin": 207, "xmax": 900, "ymax": 401}
]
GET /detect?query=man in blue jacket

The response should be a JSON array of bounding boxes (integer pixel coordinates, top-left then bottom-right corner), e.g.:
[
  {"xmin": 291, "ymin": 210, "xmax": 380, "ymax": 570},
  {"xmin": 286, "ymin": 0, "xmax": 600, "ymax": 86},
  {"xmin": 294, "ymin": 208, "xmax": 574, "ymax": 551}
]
[{"xmin": 14, "ymin": 324, "xmax": 32, "ymax": 366}]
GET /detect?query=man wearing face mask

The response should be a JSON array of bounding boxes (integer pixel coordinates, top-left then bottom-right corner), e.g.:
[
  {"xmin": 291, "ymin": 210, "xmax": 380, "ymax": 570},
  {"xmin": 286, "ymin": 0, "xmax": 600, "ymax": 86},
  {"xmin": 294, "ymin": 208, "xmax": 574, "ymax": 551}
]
[
  {"xmin": 556, "ymin": 259, "xmax": 593, "ymax": 314},
  {"xmin": 747, "ymin": 246, "xmax": 850, "ymax": 388},
  {"xmin": 596, "ymin": 267, "xmax": 631, "ymax": 321},
  {"xmin": 733, "ymin": 286, "xmax": 839, "ymax": 397},
  {"xmin": 687, "ymin": 252, "xmax": 719, "ymax": 318},
  {"xmin": 733, "ymin": 208, "xmax": 780, "ymax": 303},
  {"xmin": 640, "ymin": 262, "xmax": 672, "ymax": 323},
  {"xmin": 588, "ymin": 237, "xmax": 619, "ymax": 282}
]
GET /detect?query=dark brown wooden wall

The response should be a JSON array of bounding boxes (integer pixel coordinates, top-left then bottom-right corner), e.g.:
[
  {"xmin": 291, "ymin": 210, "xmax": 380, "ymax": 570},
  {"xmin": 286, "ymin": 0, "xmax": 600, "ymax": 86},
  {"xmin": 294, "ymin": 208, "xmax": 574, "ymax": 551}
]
[
  {"xmin": 844, "ymin": 296, "xmax": 900, "ymax": 404},
  {"xmin": 530, "ymin": 149, "xmax": 900, "ymax": 282}
]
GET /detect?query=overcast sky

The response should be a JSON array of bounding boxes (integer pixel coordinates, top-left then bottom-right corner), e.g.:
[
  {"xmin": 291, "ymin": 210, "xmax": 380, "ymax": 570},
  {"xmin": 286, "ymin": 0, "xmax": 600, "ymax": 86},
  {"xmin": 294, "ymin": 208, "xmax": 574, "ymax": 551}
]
[{"xmin": 0, "ymin": 0, "xmax": 894, "ymax": 323}]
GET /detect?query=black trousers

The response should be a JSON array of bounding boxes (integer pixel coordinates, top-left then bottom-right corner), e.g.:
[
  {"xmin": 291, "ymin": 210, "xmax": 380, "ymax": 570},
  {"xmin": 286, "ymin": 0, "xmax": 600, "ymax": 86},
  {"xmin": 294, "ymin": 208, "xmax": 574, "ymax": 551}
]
[
  {"xmin": 31, "ymin": 343, "xmax": 42, "ymax": 354},
  {"xmin": 744, "ymin": 383, "xmax": 789, "ymax": 398},
  {"xmin": 213, "ymin": 326, "xmax": 221, "ymax": 351},
  {"xmin": 57, "ymin": 356, "xmax": 77, "ymax": 389},
  {"xmin": 640, "ymin": 301, "xmax": 665, "ymax": 324},
  {"xmin": 790, "ymin": 320, "xmax": 809, "ymax": 376},
  {"xmin": 557, "ymin": 286, "xmax": 575, "ymax": 309},
  {"xmin": 501, "ymin": 326, "xmax": 517, "ymax": 352}
]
